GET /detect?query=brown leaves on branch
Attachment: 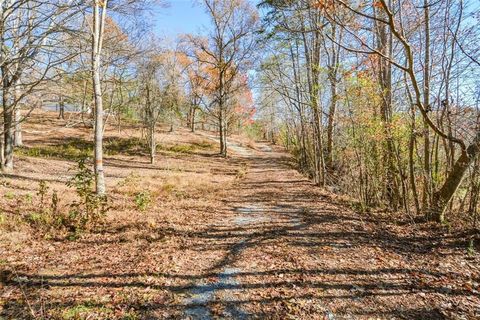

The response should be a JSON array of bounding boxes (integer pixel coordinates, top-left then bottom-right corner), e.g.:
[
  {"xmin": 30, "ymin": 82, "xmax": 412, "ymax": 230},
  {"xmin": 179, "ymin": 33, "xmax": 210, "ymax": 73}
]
[
  {"xmin": 310, "ymin": 0, "xmax": 335, "ymax": 12},
  {"xmin": 373, "ymin": 0, "xmax": 384, "ymax": 9}
]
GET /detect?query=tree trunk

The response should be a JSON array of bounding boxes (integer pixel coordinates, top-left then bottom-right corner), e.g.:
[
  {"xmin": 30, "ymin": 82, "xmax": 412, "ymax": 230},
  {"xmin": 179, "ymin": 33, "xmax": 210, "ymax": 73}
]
[
  {"xmin": 422, "ymin": 0, "xmax": 432, "ymax": 215},
  {"xmin": 376, "ymin": 4, "xmax": 398, "ymax": 208},
  {"xmin": 13, "ymin": 83, "xmax": 22, "ymax": 147},
  {"xmin": 3, "ymin": 85, "xmax": 14, "ymax": 171},
  {"xmin": 92, "ymin": 1, "xmax": 107, "ymax": 195},
  {"xmin": 191, "ymin": 107, "xmax": 196, "ymax": 132},
  {"xmin": 312, "ymin": 106, "xmax": 325, "ymax": 186},
  {"xmin": 302, "ymin": 25, "xmax": 325, "ymax": 186},
  {"xmin": 149, "ymin": 124, "xmax": 155, "ymax": 164},
  {"xmin": 407, "ymin": 92, "xmax": 420, "ymax": 214},
  {"xmin": 432, "ymin": 133, "xmax": 480, "ymax": 222},
  {"xmin": 219, "ymin": 108, "xmax": 227, "ymax": 157},
  {"xmin": 408, "ymin": 132, "xmax": 419, "ymax": 214},
  {"xmin": 117, "ymin": 111, "xmax": 122, "ymax": 133},
  {"xmin": 326, "ymin": 24, "xmax": 340, "ymax": 171},
  {"xmin": 58, "ymin": 95, "xmax": 65, "ymax": 120},
  {"xmin": 326, "ymin": 80, "xmax": 336, "ymax": 169},
  {"xmin": 0, "ymin": 133, "xmax": 4, "ymax": 171},
  {"xmin": 218, "ymin": 66, "xmax": 227, "ymax": 157},
  {"xmin": 222, "ymin": 125, "xmax": 227, "ymax": 157},
  {"xmin": 13, "ymin": 107, "xmax": 22, "ymax": 147},
  {"xmin": 468, "ymin": 157, "xmax": 480, "ymax": 229}
]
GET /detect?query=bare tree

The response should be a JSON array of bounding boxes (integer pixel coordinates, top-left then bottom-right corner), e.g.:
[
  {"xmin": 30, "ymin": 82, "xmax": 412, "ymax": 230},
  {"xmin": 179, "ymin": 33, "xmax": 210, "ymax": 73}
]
[
  {"xmin": 90, "ymin": 0, "xmax": 108, "ymax": 194},
  {"xmin": 136, "ymin": 45, "xmax": 184, "ymax": 164},
  {"xmin": 191, "ymin": 0, "xmax": 259, "ymax": 157},
  {"xmin": 0, "ymin": 0, "xmax": 81, "ymax": 171},
  {"xmin": 138, "ymin": 52, "xmax": 163, "ymax": 164}
]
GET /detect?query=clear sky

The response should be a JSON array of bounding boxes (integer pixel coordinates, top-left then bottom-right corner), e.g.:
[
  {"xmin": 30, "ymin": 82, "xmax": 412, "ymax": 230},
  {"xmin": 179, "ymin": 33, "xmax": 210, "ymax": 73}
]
[
  {"xmin": 152, "ymin": 0, "xmax": 262, "ymax": 38},
  {"xmin": 153, "ymin": 1, "xmax": 211, "ymax": 38}
]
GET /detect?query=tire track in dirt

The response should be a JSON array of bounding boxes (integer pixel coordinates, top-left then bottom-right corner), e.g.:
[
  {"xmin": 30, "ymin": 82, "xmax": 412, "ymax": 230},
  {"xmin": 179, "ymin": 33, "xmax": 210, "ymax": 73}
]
[
  {"xmin": 182, "ymin": 140, "xmax": 258, "ymax": 319},
  {"xmin": 182, "ymin": 139, "xmax": 336, "ymax": 319}
]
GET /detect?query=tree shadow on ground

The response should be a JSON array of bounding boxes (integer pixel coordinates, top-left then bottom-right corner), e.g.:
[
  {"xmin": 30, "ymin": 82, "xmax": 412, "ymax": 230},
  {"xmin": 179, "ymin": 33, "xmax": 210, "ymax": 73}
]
[
  {"xmin": 4, "ymin": 202, "xmax": 476, "ymax": 319},
  {"xmin": 2, "ymin": 153, "xmax": 478, "ymax": 319}
]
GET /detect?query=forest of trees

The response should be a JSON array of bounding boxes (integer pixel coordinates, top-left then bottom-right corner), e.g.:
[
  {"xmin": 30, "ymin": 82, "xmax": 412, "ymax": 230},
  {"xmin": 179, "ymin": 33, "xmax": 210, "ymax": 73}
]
[
  {"xmin": 1, "ymin": 0, "xmax": 479, "ymax": 226},
  {"xmin": 258, "ymin": 0, "xmax": 480, "ymax": 225}
]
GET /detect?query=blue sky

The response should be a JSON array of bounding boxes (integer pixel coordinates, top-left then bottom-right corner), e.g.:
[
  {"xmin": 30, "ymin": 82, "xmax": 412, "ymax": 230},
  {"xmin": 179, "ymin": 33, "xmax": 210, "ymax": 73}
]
[
  {"xmin": 153, "ymin": 1, "xmax": 210, "ymax": 38},
  {"xmin": 152, "ymin": 0, "xmax": 263, "ymax": 38}
]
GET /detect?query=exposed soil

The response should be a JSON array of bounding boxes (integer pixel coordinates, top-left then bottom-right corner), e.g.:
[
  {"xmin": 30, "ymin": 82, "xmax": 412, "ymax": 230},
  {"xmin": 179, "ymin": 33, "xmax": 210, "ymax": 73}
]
[{"xmin": 0, "ymin": 111, "xmax": 479, "ymax": 319}]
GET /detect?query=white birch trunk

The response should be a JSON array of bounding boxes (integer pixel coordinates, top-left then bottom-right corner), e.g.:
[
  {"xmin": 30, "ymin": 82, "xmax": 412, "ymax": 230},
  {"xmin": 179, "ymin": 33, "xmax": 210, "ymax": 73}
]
[
  {"xmin": 14, "ymin": 107, "xmax": 22, "ymax": 147},
  {"xmin": 92, "ymin": 0, "xmax": 107, "ymax": 195}
]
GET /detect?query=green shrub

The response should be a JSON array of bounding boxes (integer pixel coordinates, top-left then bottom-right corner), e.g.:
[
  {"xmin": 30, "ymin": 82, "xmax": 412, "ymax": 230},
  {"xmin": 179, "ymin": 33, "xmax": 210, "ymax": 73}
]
[
  {"xmin": 24, "ymin": 193, "xmax": 33, "ymax": 204},
  {"xmin": 236, "ymin": 167, "xmax": 247, "ymax": 179},
  {"xmin": 62, "ymin": 303, "xmax": 114, "ymax": 320},
  {"xmin": 191, "ymin": 140, "xmax": 215, "ymax": 150},
  {"xmin": 66, "ymin": 158, "xmax": 109, "ymax": 231},
  {"xmin": 37, "ymin": 180, "xmax": 49, "ymax": 207},
  {"xmin": 134, "ymin": 191, "xmax": 151, "ymax": 211},
  {"xmin": 26, "ymin": 212, "xmax": 50, "ymax": 226},
  {"xmin": 21, "ymin": 158, "xmax": 109, "ymax": 235},
  {"xmin": 4, "ymin": 191, "xmax": 14, "ymax": 200},
  {"xmin": 105, "ymin": 137, "xmax": 144, "ymax": 156}
]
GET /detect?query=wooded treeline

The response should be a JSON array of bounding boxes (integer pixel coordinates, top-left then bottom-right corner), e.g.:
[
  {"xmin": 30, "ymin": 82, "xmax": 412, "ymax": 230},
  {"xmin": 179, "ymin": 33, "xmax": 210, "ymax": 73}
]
[{"xmin": 257, "ymin": 0, "xmax": 480, "ymax": 224}]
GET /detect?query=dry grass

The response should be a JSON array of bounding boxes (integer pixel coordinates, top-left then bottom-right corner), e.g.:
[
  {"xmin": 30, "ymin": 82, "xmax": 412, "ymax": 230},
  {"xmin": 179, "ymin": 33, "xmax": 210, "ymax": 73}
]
[
  {"xmin": 2, "ymin": 111, "xmax": 232, "ymax": 227},
  {"xmin": 0, "ymin": 110, "xmax": 242, "ymax": 318}
]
